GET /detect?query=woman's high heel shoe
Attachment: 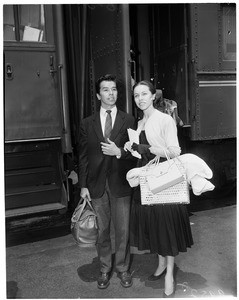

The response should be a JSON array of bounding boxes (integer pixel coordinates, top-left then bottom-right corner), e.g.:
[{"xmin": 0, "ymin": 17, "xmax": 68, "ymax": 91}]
[
  {"xmin": 147, "ymin": 268, "xmax": 166, "ymax": 281},
  {"xmin": 163, "ymin": 290, "xmax": 175, "ymax": 298},
  {"xmin": 163, "ymin": 281, "xmax": 175, "ymax": 298}
]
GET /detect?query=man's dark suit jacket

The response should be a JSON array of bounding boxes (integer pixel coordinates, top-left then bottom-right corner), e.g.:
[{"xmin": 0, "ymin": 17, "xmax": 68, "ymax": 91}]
[{"xmin": 78, "ymin": 109, "xmax": 136, "ymax": 199}]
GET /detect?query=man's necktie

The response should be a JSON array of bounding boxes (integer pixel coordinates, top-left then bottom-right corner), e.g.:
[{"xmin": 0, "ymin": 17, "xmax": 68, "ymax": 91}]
[{"xmin": 104, "ymin": 110, "xmax": 112, "ymax": 142}]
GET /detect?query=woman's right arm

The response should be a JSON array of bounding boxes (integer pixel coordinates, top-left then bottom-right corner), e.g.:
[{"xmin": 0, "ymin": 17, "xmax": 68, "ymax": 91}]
[{"xmin": 149, "ymin": 117, "xmax": 181, "ymax": 158}]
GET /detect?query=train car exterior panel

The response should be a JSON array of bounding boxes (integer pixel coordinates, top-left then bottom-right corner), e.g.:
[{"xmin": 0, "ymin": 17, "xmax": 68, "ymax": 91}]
[
  {"xmin": 190, "ymin": 3, "xmax": 236, "ymax": 72},
  {"xmin": 219, "ymin": 4, "xmax": 236, "ymax": 71},
  {"xmin": 193, "ymin": 4, "xmax": 220, "ymax": 71},
  {"xmin": 5, "ymin": 50, "xmax": 62, "ymax": 141},
  {"xmin": 188, "ymin": 3, "xmax": 236, "ymax": 141},
  {"xmin": 197, "ymin": 81, "xmax": 236, "ymax": 139}
]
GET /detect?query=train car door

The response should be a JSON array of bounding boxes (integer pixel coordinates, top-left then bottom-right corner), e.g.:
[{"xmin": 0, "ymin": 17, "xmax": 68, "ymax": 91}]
[
  {"xmin": 4, "ymin": 5, "xmax": 71, "ymax": 217},
  {"xmin": 150, "ymin": 4, "xmax": 189, "ymax": 125},
  {"xmin": 88, "ymin": 4, "xmax": 132, "ymax": 114},
  {"xmin": 4, "ymin": 5, "xmax": 62, "ymax": 141}
]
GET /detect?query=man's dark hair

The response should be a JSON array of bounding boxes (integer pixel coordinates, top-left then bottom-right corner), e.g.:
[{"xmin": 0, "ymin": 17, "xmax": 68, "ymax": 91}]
[{"xmin": 95, "ymin": 74, "xmax": 117, "ymax": 94}]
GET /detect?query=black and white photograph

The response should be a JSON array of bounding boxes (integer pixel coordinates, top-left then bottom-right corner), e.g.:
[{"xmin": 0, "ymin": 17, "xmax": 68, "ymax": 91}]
[{"xmin": 3, "ymin": 2, "xmax": 236, "ymax": 299}]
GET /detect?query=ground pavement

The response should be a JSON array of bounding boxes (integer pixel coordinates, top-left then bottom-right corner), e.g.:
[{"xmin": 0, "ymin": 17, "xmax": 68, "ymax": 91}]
[{"xmin": 5, "ymin": 199, "xmax": 237, "ymax": 299}]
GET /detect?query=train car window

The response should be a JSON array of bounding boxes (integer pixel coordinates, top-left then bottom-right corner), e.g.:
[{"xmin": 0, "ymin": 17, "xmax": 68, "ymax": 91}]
[
  {"xmin": 3, "ymin": 5, "xmax": 16, "ymax": 41},
  {"xmin": 19, "ymin": 5, "xmax": 46, "ymax": 42},
  {"xmin": 3, "ymin": 4, "xmax": 47, "ymax": 43},
  {"xmin": 222, "ymin": 4, "xmax": 236, "ymax": 61}
]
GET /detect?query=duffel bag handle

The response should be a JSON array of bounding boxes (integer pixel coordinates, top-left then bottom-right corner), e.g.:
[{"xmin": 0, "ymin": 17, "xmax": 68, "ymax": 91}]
[
  {"xmin": 84, "ymin": 197, "xmax": 97, "ymax": 214},
  {"xmin": 71, "ymin": 197, "xmax": 97, "ymax": 223}
]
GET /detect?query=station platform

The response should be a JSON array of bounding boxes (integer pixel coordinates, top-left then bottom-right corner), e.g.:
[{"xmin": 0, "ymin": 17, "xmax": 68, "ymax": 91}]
[{"xmin": 5, "ymin": 190, "xmax": 237, "ymax": 299}]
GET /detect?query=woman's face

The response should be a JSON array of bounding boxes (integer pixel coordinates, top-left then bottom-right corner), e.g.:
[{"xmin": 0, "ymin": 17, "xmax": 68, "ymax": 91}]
[{"xmin": 133, "ymin": 84, "xmax": 155, "ymax": 111}]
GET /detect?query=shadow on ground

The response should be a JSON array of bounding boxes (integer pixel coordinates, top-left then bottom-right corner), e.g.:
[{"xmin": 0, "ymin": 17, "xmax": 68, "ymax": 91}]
[{"xmin": 7, "ymin": 281, "xmax": 19, "ymax": 299}]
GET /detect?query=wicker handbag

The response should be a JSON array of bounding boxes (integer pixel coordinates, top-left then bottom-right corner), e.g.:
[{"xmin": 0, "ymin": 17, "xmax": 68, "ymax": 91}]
[{"xmin": 140, "ymin": 156, "xmax": 190, "ymax": 205}]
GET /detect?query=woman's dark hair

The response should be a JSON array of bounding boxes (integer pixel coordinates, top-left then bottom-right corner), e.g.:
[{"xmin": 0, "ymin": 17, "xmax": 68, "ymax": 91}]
[
  {"xmin": 95, "ymin": 74, "xmax": 117, "ymax": 94},
  {"xmin": 133, "ymin": 80, "xmax": 163, "ymax": 109},
  {"xmin": 133, "ymin": 80, "xmax": 156, "ymax": 95}
]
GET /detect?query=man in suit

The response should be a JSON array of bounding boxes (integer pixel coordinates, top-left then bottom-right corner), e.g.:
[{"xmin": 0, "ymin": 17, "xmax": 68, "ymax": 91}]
[{"xmin": 78, "ymin": 74, "xmax": 136, "ymax": 289}]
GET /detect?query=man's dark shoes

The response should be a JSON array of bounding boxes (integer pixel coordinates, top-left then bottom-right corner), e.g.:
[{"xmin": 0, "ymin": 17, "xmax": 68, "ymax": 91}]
[
  {"xmin": 97, "ymin": 272, "xmax": 110, "ymax": 289},
  {"xmin": 118, "ymin": 271, "xmax": 133, "ymax": 288}
]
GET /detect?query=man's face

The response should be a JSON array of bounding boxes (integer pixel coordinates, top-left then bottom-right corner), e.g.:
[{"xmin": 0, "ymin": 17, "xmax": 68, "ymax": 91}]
[{"xmin": 97, "ymin": 80, "xmax": 118, "ymax": 109}]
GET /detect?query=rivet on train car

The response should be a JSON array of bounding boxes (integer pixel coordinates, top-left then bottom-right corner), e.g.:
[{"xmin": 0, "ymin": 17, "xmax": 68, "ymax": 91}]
[{"xmin": 37, "ymin": 71, "xmax": 40, "ymax": 77}]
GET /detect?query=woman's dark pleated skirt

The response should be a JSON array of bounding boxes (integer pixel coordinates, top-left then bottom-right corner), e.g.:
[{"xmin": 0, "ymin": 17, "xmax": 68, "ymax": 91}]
[{"xmin": 130, "ymin": 184, "xmax": 193, "ymax": 257}]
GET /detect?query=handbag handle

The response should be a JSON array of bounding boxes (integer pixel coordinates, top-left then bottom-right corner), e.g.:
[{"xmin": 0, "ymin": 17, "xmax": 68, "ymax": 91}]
[
  {"xmin": 144, "ymin": 146, "xmax": 184, "ymax": 174},
  {"xmin": 146, "ymin": 146, "xmax": 170, "ymax": 169}
]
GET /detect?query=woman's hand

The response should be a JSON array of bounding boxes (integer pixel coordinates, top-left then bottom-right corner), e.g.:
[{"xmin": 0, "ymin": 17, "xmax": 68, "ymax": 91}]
[
  {"xmin": 124, "ymin": 141, "xmax": 132, "ymax": 152},
  {"xmin": 131, "ymin": 143, "xmax": 151, "ymax": 154}
]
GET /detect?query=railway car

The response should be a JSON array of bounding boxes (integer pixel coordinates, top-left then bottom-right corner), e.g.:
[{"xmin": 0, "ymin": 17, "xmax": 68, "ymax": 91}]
[{"xmin": 4, "ymin": 3, "xmax": 236, "ymax": 218}]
